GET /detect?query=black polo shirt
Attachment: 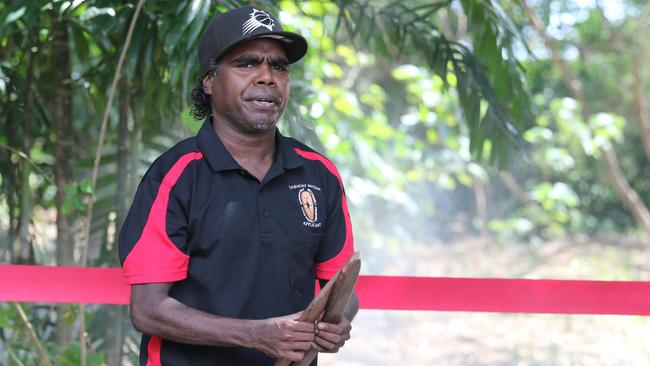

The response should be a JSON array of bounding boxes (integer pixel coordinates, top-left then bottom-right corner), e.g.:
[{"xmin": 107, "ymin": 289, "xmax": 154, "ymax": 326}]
[{"xmin": 119, "ymin": 118, "xmax": 354, "ymax": 366}]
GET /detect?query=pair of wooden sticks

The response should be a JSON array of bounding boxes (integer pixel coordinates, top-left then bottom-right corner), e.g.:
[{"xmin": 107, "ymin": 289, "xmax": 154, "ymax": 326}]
[{"xmin": 275, "ymin": 252, "xmax": 361, "ymax": 366}]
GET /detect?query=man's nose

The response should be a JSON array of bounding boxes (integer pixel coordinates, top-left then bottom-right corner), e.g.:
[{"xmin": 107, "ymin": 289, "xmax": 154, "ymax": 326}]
[{"xmin": 255, "ymin": 63, "xmax": 275, "ymax": 86}]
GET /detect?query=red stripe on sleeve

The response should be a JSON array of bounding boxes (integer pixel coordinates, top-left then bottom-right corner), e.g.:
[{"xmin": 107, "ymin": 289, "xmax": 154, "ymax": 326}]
[
  {"xmin": 122, "ymin": 152, "xmax": 203, "ymax": 284},
  {"xmin": 145, "ymin": 336, "xmax": 162, "ymax": 366},
  {"xmin": 294, "ymin": 148, "xmax": 354, "ymax": 279}
]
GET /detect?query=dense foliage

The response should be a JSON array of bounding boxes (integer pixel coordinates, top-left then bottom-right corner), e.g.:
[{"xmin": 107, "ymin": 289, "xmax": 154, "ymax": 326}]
[{"xmin": 1, "ymin": 0, "xmax": 650, "ymax": 364}]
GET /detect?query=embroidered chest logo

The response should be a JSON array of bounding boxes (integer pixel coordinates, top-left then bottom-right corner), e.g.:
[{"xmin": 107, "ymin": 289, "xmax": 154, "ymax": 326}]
[
  {"xmin": 242, "ymin": 9, "xmax": 275, "ymax": 35},
  {"xmin": 299, "ymin": 188, "xmax": 317, "ymax": 223},
  {"xmin": 289, "ymin": 184, "xmax": 322, "ymax": 228}
]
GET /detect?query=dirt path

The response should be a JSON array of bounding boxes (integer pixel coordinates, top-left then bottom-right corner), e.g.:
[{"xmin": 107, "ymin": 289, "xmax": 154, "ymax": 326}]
[{"xmin": 320, "ymin": 236, "xmax": 650, "ymax": 365}]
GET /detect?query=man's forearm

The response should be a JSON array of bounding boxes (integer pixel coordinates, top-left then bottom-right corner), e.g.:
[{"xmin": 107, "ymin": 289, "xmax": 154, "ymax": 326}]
[
  {"xmin": 130, "ymin": 284, "xmax": 257, "ymax": 348},
  {"xmin": 141, "ymin": 297, "xmax": 258, "ymax": 347},
  {"xmin": 130, "ymin": 283, "xmax": 315, "ymax": 361}
]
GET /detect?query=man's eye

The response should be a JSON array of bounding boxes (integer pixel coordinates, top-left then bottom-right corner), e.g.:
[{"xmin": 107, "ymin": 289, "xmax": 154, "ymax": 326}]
[
  {"xmin": 272, "ymin": 64, "xmax": 288, "ymax": 71},
  {"xmin": 235, "ymin": 61, "xmax": 255, "ymax": 69}
]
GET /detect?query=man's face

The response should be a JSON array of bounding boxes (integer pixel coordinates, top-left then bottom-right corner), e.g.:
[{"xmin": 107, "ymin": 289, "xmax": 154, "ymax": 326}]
[{"xmin": 204, "ymin": 39, "xmax": 290, "ymax": 135}]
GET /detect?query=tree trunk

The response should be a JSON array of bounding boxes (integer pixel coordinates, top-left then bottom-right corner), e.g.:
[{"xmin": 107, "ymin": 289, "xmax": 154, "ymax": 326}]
[
  {"xmin": 105, "ymin": 306, "xmax": 125, "ymax": 366},
  {"xmin": 3, "ymin": 37, "xmax": 18, "ymax": 262},
  {"xmin": 115, "ymin": 77, "xmax": 130, "ymax": 240},
  {"xmin": 473, "ymin": 181, "xmax": 489, "ymax": 242},
  {"xmin": 106, "ymin": 77, "xmax": 129, "ymax": 366},
  {"xmin": 3, "ymin": 91, "xmax": 17, "ymax": 264},
  {"xmin": 51, "ymin": 14, "xmax": 75, "ymax": 347},
  {"xmin": 16, "ymin": 39, "xmax": 36, "ymax": 264},
  {"xmin": 601, "ymin": 148, "xmax": 650, "ymax": 233},
  {"xmin": 632, "ymin": 53, "xmax": 650, "ymax": 163},
  {"xmin": 16, "ymin": 162, "xmax": 32, "ymax": 263},
  {"xmin": 129, "ymin": 74, "xmax": 144, "ymax": 200}
]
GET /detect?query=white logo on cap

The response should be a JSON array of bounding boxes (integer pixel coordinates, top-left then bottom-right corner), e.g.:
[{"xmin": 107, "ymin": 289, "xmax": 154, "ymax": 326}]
[{"xmin": 242, "ymin": 9, "xmax": 275, "ymax": 35}]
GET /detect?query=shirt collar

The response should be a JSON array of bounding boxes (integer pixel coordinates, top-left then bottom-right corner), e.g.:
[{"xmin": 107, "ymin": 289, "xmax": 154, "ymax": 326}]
[
  {"xmin": 196, "ymin": 117, "xmax": 303, "ymax": 173},
  {"xmin": 275, "ymin": 130, "xmax": 304, "ymax": 170}
]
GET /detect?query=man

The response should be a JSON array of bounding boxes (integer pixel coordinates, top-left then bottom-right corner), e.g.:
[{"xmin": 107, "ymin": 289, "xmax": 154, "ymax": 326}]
[{"xmin": 119, "ymin": 6, "xmax": 357, "ymax": 366}]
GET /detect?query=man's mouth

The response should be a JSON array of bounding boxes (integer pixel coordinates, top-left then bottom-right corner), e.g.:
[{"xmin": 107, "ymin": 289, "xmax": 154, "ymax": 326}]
[{"xmin": 248, "ymin": 95, "xmax": 280, "ymax": 108}]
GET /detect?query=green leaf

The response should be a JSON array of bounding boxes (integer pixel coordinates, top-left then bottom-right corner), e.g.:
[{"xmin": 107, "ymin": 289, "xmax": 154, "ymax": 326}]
[
  {"xmin": 79, "ymin": 6, "xmax": 116, "ymax": 22},
  {"xmin": 392, "ymin": 64, "xmax": 421, "ymax": 80},
  {"xmin": 426, "ymin": 129, "xmax": 438, "ymax": 144},
  {"xmin": 180, "ymin": 106, "xmax": 202, "ymax": 134},
  {"xmin": 5, "ymin": 6, "xmax": 26, "ymax": 25},
  {"xmin": 70, "ymin": 21, "xmax": 91, "ymax": 64},
  {"xmin": 0, "ymin": 304, "xmax": 10, "ymax": 328},
  {"xmin": 79, "ymin": 177, "xmax": 93, "ymax": 194}
]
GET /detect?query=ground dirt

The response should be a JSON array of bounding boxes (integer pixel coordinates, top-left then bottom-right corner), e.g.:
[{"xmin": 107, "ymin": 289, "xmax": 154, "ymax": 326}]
[{"xmin": 319, "ymin": 235, "xmax": 650, "ymax": 366}]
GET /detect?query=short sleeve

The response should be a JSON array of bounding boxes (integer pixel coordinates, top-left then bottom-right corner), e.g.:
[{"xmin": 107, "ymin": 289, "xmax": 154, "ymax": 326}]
[
  {"xmin": 314, "ymin": 171, "xmax": 354, "ymax": 280},
  {"xmin": 118, "ymin": 175, "xmax": 190, "ymax": 285}
]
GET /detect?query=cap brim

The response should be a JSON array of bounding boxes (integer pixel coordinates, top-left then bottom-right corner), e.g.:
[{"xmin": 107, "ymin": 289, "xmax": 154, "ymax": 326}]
[{"xmin": 217, "ymin": 31, "xmax": 308, "ymax": 64}]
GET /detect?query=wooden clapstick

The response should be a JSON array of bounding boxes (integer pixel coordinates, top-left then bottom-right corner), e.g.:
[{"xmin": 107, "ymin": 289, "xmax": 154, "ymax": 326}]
[
  {"xmin": 293, "ymin": 252, "xmax": 361, "ymax": 366},
  {"xmin": 273, "ymin": 264, "xmax": 341, "ymax": 366},
  {"xmin": 274, "ymin": 253, "xmax": 361, "ymax": 366}
]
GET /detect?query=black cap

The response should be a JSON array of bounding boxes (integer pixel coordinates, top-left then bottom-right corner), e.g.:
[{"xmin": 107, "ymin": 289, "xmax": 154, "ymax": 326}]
[{"xmin": 198, "ymin": 6, "xmax": 308, "ymax": 74}]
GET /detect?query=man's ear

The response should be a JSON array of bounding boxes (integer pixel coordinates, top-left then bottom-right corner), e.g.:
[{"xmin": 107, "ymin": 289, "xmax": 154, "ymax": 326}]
[{"xmin": 202, "ymin": 74, "xmax": 213, "ymax": 95}]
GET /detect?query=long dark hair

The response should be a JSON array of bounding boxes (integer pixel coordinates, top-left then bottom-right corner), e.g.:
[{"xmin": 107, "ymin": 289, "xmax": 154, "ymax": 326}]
[{"xmin": 189, "ymin": 58, "xmax": 219, "ymax": 120}]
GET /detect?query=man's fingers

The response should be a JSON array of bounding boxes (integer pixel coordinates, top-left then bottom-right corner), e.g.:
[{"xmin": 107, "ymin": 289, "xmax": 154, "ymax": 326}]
[
  {"xmin": 276, "ymin": 317, "xmax": 352, "ymax": 356},
  {"xmin": 280, "ymin": 350, "xmax": 306, "ymax": 362},
  {"xmin": 314, "ymin": 335, "xmax": 337, "ymax": 351},
  {"xmin": 284, "ymin": 341, "xmax": 312, "ymax": 352},
  {"xmin": 276, "ymin": 340, "xmax": 311, "ymax": 361},
  {"xmin": 315, "ymin": 328, "xmax": 350, "ymax": 344},
  {"xmin": 286, "ymin": 330, "xmax": 316, "ymax": 342},
  {"xmin": 316, "ymin": 320, "xmax": 351, "ymax": 334},
  {"xmin": 278, "ymin": 319, "xmax": 314, "ymax": 333},
  {"xmin": 314, "ymin": 336, "xmax": 346, "ymax": 353},
  {"xmin": 310, "ymin": 341, "xmax": 325, "ymax": 352},
  {"xmin": 289, "ymin": 320, "xmax": 316, "ymax": 334}
]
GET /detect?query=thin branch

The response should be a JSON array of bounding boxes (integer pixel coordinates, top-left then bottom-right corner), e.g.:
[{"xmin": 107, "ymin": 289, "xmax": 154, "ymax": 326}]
[
  {"xmin": 498, "ymin": 171, "xmax": 530, "ymax": 205},
  {"xmin": 520, "ymin": 0, "xmax": 586, "ymax": 113},
  {"xmin": 601, "ymin": 148, "xmax": 650, "ymax": 232},
  {"xmin": 594, "ymin": 4, "xmax": 626, "ymax": 52},
  {"xmin": 0, "ymin": 144, "xmax": 54, "ymax": 185},
  {"xmin": 341, "ymin": 64, "xmax": 363, "ymax": 89},
  {"xmin": 13, "ymin": 303, "xmax": 52, "ymax": 366},
  {"xmin": 78, "ymin": 1, "xmax": 146, "ymax": 366},
  {"xmin": 8, "ymin": 347, "xmax": 27, "ymax": 366},
  {"xmin": 79, "ymin": 0, "xmax": 144, "ymax": 273},
  {"xmin": 593, "ymin": 4, "xmax": 650, "ymax": 163}
]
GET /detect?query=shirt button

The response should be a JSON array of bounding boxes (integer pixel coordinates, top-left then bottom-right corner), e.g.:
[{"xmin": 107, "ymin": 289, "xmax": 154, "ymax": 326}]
[{"xmin": 262, "ymin": 209, "xmax": 269, "ymax": 217}]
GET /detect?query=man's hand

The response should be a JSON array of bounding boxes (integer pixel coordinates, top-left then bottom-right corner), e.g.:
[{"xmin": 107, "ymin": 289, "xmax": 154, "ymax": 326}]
[
  {"xmin": 310, "ymin": 316, "xmax": 352, "ymax": 353},
  {"xmin": 253, "ymin": 312, "xmax": 316, "ymax": 362}
]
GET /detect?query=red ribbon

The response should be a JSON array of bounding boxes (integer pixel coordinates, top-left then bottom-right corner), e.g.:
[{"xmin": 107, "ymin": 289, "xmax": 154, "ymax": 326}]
[
  {"xmin": 1, "ymin": 265, "xmax": 130, "ymax": 305},
  {"xmin": 2, "ymin": 265, "xmax": 650, "ymax": 315},
  {"xmin": 357, "ymin": 275, "xmax": 650, "ymax": 315}
]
